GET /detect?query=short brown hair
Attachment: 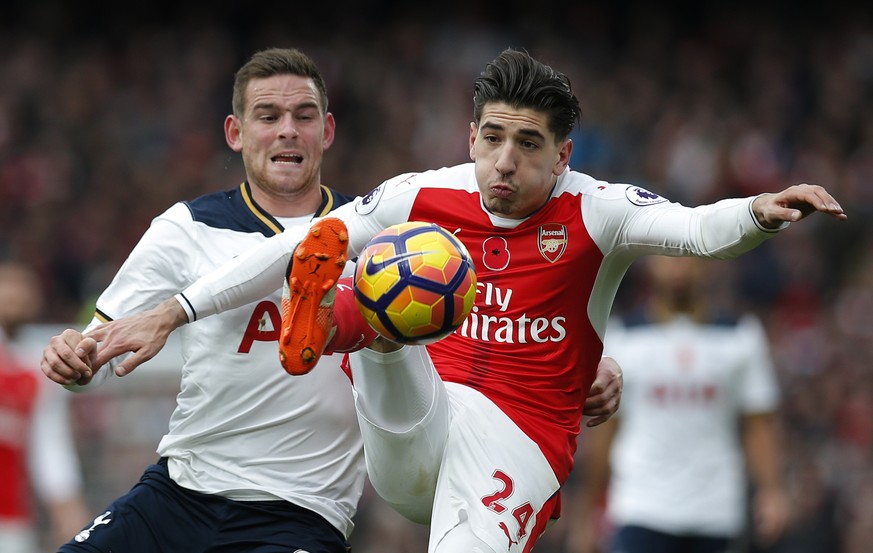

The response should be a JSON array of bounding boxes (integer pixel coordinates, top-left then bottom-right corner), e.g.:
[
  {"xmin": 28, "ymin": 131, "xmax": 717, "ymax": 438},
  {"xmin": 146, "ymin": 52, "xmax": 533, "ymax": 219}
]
[{"xmin": 231, "ymin": 48, "xmax": 328, "ymax": 118}]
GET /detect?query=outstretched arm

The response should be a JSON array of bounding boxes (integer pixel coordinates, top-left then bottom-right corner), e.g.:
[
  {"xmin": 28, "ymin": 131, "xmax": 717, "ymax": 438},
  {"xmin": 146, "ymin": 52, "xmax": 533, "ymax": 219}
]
[{"xmin": 752, "ymin": 184, "xmax": 846, "ymax": 228}]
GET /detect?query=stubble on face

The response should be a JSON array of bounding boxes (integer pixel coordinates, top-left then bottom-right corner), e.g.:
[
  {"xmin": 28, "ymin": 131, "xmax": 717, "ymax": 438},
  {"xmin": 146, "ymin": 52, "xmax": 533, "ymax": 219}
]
[
  {"xmin": 471, "ymin": 104, "xmax": 567, "ymax": 220},
  {"xmin": 240, "ymin": 75, "xmax": 329, "ymax": 208}
]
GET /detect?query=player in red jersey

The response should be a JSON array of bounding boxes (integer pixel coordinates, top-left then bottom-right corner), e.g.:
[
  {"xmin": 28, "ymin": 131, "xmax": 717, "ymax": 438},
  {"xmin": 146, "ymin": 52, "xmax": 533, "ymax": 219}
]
[
  {"xmin": 0, "ymin": 261, "xmax": 89, "ymax": 553},
  {"xmin": 46, "ymin": 49, "xmax": 844, "ymax": 552}
]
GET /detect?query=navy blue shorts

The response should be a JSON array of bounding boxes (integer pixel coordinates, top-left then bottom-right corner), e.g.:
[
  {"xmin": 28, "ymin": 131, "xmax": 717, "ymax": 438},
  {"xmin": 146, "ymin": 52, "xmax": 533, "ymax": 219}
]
[
  {"xmin": 59, "ymin": 458, "xmax": 351, "ymax": 553},
  {"xmin": 610, "ymin": 525, "xmax": 732, "ymax": 553}
]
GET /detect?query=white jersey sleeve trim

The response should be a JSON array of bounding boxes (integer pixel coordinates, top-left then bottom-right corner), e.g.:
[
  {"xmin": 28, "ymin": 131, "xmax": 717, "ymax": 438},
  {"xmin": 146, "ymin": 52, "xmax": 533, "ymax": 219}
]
[{"xmin": 749, "ymin": 193, "xmax": 790, "ymax": 233}]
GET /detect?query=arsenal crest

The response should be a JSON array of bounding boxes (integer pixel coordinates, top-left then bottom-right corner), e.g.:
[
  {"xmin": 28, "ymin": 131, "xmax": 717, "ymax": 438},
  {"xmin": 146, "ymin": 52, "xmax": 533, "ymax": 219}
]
[{"xmin": 538, "ymin": 224, "xmax": 567, "ymax": 263}]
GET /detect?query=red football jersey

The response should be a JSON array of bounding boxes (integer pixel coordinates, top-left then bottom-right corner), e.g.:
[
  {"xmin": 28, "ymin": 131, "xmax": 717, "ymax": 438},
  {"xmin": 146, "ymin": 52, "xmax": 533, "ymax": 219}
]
[
  {"xmin": 346, "ymin": 163, "xmax": 772, "ymax": 483},
  {"xmin": 409, "ymin": 187, "xmax": 602, "ymax": 483}
]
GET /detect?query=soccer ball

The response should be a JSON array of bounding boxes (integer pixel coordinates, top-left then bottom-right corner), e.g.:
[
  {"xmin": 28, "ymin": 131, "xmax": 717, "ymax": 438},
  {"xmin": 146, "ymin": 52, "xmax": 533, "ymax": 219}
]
[{"xmin": 354, "ymin": 221, "xmax": 477, "ymax": 345}]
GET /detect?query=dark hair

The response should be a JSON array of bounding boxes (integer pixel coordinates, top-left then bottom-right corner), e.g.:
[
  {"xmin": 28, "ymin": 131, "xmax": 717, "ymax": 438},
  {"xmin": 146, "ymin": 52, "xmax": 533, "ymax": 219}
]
[
  {"xmin": 232, "ymin": 47, "xmax": 328, "ymax": 118},
  {"xmin": 473, "ymin": 48, "xmax": 581, "ymax": 142}
]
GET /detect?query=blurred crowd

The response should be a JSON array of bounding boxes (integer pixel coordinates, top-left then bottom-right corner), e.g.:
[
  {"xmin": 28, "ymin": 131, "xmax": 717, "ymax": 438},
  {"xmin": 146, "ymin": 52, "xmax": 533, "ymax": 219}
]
[{"xmin": 2, "ymin": 1, "xmax": 872, "ymax": 551}]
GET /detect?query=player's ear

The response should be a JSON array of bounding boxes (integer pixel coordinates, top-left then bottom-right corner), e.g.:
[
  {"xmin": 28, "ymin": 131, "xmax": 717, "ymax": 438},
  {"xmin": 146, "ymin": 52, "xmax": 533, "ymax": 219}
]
[
  {"xmin": 225, "ymin": 115, "xmax": 243, "ymax": 152},
  {"xmin": 553, "ymin": 138, "xmax": 572, "ymax": 175},
  {"xmin": 469, "ymin": 122, "xmax": 478, "ymax": 161},
  {"xmin": 322, "ymin": 112, "xmax": 336, "ymax": 150}
]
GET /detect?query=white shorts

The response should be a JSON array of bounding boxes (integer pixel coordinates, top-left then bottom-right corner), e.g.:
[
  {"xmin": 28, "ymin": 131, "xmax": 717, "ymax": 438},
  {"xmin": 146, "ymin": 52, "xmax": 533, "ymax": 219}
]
[
  {"xmin": 349, "ymin": 345, "xmax": 559, "ymax": 552},
  {"xmin": 430, "ymin": 383, "xmax": 560, "ymax": 553}
]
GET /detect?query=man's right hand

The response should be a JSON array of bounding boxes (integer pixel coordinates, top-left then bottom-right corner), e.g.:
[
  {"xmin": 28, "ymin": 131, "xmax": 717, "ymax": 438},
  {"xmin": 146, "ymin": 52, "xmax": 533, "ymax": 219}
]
[{"xmin": 41, "ymin": 329, "xmax": 99, "ymax": 386}]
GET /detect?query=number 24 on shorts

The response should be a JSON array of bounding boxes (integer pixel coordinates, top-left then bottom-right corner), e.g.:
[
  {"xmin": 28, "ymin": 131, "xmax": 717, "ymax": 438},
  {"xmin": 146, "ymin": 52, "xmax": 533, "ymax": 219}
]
[{"xmin": 481, "ymin": 470, "xmax": 534, "ymax": 545}]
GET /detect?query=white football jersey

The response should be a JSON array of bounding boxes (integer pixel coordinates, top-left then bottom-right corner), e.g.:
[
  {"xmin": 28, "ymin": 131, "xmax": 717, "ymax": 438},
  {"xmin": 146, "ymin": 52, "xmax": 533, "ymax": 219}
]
[
  {"xmin": 77, "ymin": 183, "xmax": 365, "ymax": 538},
  {"xmin": 602, "ymin": 314, "xmax": 780, "ymax": 535}
]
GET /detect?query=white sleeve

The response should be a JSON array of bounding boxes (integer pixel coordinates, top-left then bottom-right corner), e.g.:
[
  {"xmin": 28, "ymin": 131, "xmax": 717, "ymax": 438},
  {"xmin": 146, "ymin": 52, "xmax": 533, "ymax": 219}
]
[
  {"xmin": 179, "ymin": 178, "xmax": 419, "ymax": 321},
  {"xmin": 601, "ymin": 317, "xmax": 627, "ymax": 358},
  {"xmin": 177, "ymin": 209, "xmax": 338, "ymax": 321},
  {"xmin": 97, "ymin": 203, "xmax": 201, "ymax": 318},
  {"xmin": 736, "ymin": 314, "xmax": 781, "ymax": 413},
  {"xmin": 67, "ymin": 203, "xmax": 198, "ymax": 390},
  {"xmin": 586, "ymin": 186, "xmax": 784, "ymax": 260}
]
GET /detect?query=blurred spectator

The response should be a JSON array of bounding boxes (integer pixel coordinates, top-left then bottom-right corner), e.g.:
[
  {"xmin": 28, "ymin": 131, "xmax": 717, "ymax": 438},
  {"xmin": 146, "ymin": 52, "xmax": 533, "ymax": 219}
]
[
  {"xmin": 0, "ymin": 260, "xmax": 90, "ymax": 552},
  {"xmin": 567, "ymin": 256, "xmax": 790, "ymax": 553}
]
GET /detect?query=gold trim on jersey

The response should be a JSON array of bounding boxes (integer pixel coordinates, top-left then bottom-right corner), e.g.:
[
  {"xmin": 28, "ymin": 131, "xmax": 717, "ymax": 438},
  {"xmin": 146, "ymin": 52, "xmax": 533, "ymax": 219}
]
[
  {"xmin": 316, "ymin": 184, "xmax": 335, "ymax": 217},
  {"xmin": 240, "ymin": 182, "xmax": 336, "ymax": 232},
  {"xmin": 240, "ymin": 182, "xmax": 283, "ymax": 234},
  {"xmin": 94, "ymin": 308, "xmax": 111, "ymax": 323}
]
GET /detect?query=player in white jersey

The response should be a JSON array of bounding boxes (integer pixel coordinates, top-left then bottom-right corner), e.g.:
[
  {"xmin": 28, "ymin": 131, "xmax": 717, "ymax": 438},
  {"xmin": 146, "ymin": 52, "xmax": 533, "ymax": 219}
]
[
  {"xmin": 44, "ymin": 49, "xmax": 845, "ymax": 552},
  {"xmin": 570, "ymin": 256, "xmax": 790, "ymax": 553},
  {"xmin": 38, "ymin": 48, "xmax": 368, "ymax": 553}
]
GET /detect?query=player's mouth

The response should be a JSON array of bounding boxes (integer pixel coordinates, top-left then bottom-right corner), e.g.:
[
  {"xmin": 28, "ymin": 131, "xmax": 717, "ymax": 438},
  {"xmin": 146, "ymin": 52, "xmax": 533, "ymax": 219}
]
[
  {"xmin": 489, "ymin": 182, "xmax": 514, "ymax": 199},
  {"xmin": 272, "ymin": 153, "xmax": 304, "ymax": 164}
]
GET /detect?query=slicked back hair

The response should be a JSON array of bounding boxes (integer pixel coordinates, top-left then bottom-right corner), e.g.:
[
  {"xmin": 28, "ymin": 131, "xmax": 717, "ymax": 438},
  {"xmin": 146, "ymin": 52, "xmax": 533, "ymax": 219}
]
[
  {"xmin": 473, "ymin": 48, "xmax": 581, "ymax": 142},
  {"xmin": 232, "ymin": 47, "xmax": 329, "ymax": 118}
]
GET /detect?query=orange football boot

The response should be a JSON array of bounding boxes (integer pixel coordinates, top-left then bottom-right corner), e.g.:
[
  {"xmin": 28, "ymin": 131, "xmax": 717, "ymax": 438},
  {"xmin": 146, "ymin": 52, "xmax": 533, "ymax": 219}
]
[{"xmin": 279, "ymin": 217, "xmax": 349, "ymax": 376}]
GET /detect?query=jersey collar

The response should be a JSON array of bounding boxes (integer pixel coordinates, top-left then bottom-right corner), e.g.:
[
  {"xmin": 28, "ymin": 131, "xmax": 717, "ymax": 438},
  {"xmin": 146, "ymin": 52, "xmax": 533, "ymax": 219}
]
[{"xmin": 239, "ymin": 181, "xmax": 336, "ymax": 234}]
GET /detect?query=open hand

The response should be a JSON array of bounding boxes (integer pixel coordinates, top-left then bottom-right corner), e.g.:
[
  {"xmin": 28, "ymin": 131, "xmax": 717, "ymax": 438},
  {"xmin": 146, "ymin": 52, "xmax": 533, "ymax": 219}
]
[{"xmin": 752, "ymin": 184, "xmax": 846, "ymax": 228}]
